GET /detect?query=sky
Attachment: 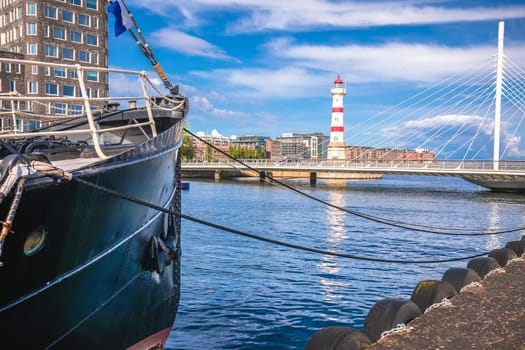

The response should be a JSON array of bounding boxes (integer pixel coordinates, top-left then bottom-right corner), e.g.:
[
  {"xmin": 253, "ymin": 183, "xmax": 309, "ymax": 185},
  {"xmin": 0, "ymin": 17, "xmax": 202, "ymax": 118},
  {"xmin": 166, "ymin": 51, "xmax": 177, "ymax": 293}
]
[{"xmin": 107, "ymin": 0, "xmax": 525, "ymax": 157}]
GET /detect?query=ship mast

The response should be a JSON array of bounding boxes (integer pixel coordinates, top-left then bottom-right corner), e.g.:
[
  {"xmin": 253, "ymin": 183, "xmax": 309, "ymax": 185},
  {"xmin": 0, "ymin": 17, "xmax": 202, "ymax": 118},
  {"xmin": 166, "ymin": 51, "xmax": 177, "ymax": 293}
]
[{"xmin": 108, "ymin": 0, "xmax": 179, "ymax": 95}]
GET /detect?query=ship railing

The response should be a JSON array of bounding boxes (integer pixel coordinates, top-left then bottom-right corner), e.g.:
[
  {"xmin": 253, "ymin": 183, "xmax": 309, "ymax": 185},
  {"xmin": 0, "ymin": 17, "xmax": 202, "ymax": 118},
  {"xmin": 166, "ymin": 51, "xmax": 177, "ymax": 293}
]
[{"xmin": 0, "ymin": 57, "xmax": 171, "ymax": 159}]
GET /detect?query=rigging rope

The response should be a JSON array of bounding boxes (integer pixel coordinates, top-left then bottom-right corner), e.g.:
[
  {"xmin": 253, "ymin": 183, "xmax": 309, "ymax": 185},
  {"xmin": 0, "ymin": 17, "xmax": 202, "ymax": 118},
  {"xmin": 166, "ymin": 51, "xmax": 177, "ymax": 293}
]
[
  {"xmin": 70, "ymin": 176, "xmax": 490, "ymax": 264},
  {"xmin": 184, "ymin": 128, "xmax": 525, "ymax": 236}
]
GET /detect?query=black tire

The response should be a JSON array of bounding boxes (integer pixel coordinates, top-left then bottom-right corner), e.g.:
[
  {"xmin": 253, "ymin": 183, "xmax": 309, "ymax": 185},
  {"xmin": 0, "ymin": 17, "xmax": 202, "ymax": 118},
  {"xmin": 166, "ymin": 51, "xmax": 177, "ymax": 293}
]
[
  {"xmin": 488, "ymin": 248, "xmax": 518, "ymax": 267},
  {"xmin": 363, "ymin": 298, "xmax": 421, "ymax": 343},
  {"xmin": 410, "ymin": 280, "xmax": 456, "ymax": 312},
  {"xmin": 504, "ymin": 240, "xmax": 525, "ymax": 257},
  {"xmin": 442, "ymin": 267, "xmax": 482, "ymax": 293},
  {"xmin": 467, "ymin": 257, "xmax": 501, "ymax": 278},
  {"xmin": 305, "ymin": 326, "xmax": 371, "ymax": 350}
]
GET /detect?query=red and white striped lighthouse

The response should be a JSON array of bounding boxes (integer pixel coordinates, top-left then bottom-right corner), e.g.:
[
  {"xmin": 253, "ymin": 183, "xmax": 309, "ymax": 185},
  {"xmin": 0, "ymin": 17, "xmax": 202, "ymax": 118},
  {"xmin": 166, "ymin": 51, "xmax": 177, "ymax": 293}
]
[{"xmin": 327, "ymin": 75, "xmax": 347, "ymax": 160}]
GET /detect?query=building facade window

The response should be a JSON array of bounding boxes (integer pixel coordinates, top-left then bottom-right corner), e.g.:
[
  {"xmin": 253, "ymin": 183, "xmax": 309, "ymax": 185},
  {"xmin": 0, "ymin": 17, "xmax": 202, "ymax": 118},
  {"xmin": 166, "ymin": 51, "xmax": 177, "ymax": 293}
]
[
  {"xmin": 44, "ymin": 6, "xmax": 57, "ymax": 19},
  {"xmin": 27, "ymin": 22, "xmax": 37, "ymax": 35},
  {"xmin": 54, "ymin": 103, "xmax": 67, "ymax": 115},
  {"xmin": 86, "ymin": 34, "xmax": 97, "ymax": 46},
  {"xmin": 45, "ymin": 83, "xmax": 58, "ymax": 95},
  {"xmin": 9, "ymin": 80, "xmax": 16, "ymax": 92},
  {"xmin": 32, "ymin": 65, "xmax": 38, "ymax": 74},
  {"xmin": 71, "ymin": 105, "xmax": 83, "ymax": 115},
  {"xmin": 61, "ymin": 10, "xmax": 74, "ymax": 23},
  {"xmin": 86, "ymin": 0, "xmax": 97, "ymax": 10},
  {"xmin": 28, "ymin": 81, "xmax": 38, "ymax": 94},
  {"xmin": 70, "ymin": 30, "xmax": 82, "ymax": 43},
  {"xmin": 27, "ymin": 3, "xmax": 36, "ymax": 16},
  {"xmin": 70, "ymin": 70, "xmax": 78, "ymax": 79},
  {"xmin": 43, "ymin": 25, "xmax": 49, "ymax": 37},
  {"xmin": 79, "ymin": 50, "xmax": 90, "ymax": 62},
  {"xmin": 63, "ymin": 85, "xmax": 75, "ymax": 96},
  {"xmin": 69, "ymin": 0, "xmax": 81, "ymax": 6},
  {"xmin": 78, "ymin": 14, "xmax": 89, "ymax": 26},
  {"xmin": 44, "ymin": 45, "xmax": 58, "ymax": 57},
  {"xmin": 54, "ymin": 67, "xmax": 66, "ymax": 78},
  {"xmin": 27, "ymin": 42, "xmax": 37, "ymax": 55},
  {"xmin": 62, "ymin": 47, "xmax": 74, "ymax": 60},
  {"xmin": 86, "ymin": 71, "xmax": 98, "ymax": 82},
  {"xmin": 53, "ymin": 27, "xmax": 65, "ymax": 40}
]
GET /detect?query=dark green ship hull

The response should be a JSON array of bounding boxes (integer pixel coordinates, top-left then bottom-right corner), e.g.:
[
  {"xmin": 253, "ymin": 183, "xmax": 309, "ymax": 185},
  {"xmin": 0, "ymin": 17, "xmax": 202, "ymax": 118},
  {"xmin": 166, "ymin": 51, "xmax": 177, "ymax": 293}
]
[{"xmin": 0, "ymin": 115, "xmax": 184, "ymax": 349}]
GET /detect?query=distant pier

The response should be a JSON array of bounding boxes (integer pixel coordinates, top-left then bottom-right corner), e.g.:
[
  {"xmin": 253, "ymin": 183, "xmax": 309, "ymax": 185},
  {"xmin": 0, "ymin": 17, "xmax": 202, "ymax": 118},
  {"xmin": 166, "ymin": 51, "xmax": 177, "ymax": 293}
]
[{"xmin": 181, "ymin": 166, "xmax": 382, "ymax": 183}]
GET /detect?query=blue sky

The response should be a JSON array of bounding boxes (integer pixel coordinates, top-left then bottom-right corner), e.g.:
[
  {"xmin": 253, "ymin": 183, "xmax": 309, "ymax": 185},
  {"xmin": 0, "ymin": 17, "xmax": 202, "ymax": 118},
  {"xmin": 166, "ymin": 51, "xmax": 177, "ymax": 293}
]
[{"xmin": 107, "ymin": 0, "xmax": 525, "ymax": 156}]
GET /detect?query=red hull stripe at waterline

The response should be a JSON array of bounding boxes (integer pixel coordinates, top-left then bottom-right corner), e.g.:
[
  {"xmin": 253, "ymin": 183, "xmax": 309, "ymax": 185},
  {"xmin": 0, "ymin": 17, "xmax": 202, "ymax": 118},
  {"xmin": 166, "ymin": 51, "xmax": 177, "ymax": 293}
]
[{"xmin": 127, "ymin": 328, "xmax": 171, "ymax": 350}]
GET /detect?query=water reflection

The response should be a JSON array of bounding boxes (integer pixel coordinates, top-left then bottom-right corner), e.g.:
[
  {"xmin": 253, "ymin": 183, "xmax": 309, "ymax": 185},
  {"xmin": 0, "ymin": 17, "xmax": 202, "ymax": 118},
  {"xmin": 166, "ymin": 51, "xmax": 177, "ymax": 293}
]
[
  {"xmin": 486, "ymin": 201, "xmax": 501, "ymax": 250},
  {"xmin": 317, "ymin": 187, "xmax": 350, "ymax": 305}
]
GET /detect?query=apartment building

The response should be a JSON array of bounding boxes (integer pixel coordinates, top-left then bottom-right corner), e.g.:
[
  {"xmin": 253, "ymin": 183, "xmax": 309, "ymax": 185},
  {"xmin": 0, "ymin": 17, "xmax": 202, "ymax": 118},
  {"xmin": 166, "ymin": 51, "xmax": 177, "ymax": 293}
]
[{"xmin": 0, "ymin": 0, "xmax": 108, "ymax": 124}]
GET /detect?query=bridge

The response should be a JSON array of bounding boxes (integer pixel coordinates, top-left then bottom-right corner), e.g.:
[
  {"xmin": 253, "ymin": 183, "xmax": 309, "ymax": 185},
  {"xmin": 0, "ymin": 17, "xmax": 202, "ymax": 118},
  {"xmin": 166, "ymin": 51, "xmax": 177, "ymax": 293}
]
[
  {"xmin": 183, "ymin": 22, "xmax": 525, "ymax": 192},
  {"xmin": 181, "ymin": 159, "xmax": 525, "ymax": 192}
]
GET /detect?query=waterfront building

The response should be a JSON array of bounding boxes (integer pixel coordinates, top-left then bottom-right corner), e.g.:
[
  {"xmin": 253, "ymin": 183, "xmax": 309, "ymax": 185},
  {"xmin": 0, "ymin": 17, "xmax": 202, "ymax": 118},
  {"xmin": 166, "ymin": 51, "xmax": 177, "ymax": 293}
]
[
  {"xmin": 192, "ymin": 130, "xmax": 232, "ymax": 161},
  {"xmin": 0, "ymin": 0, "xmax": 108, "ymax": 131},
  {"xmin": 346, "ymin": 145, "xmax": 435, "ymax": 163},
  {"xmin": 327, "ymin": 75, "xmax": 346, "ymax": 160},
  {"xmin": 232, "ymin": 135, "xmax": 270, "ymax": 155},
  {"xmin": 270, "ymin": 132, "xmax": 329, "ymax": 161}
]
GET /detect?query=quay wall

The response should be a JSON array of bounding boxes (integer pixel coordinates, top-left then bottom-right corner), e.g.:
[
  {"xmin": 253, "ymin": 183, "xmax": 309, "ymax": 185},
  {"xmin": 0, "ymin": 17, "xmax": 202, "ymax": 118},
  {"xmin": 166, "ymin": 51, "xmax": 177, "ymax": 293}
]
[{"xmin": 182, "ymin": 169, "xmax": 383, "ymax": 180}]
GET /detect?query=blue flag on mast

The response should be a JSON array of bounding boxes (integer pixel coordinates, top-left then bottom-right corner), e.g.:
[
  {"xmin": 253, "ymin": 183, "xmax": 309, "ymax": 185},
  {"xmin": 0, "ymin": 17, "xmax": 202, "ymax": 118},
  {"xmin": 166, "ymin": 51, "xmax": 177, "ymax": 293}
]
[{"xmin": 108, "ymin": 0, "xmax": 132, "ymax": 37}]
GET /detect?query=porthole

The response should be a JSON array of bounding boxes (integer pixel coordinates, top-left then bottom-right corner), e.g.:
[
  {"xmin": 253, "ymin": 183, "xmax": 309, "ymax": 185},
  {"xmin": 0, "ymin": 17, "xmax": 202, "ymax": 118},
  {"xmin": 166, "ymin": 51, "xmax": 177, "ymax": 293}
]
[{"xmin": 23, "ymin": 227, "xmax": 47, "ymax": 256}]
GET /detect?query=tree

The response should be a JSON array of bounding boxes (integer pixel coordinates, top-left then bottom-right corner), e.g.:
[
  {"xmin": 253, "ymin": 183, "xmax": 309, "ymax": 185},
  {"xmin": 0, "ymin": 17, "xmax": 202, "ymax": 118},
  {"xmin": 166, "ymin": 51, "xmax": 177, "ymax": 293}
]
[
  {"xmin": 181, "ymin": 128, "xmax": 195, "ymax": 161},
  {"xmin": 205, "ymin": 144, "xmax": 213, "ymax": 162}
]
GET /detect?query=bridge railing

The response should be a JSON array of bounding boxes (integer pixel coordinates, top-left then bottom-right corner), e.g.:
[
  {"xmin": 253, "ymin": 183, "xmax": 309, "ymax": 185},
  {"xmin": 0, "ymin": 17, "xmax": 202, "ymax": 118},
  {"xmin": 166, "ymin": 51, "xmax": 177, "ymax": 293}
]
[
  {"xmin": 182, "ymin": 159, "xmax": 525, "ymax": 171},
  {"xmin": 183, "ymin": 159, "xmax": 525, "ymax": 172}
]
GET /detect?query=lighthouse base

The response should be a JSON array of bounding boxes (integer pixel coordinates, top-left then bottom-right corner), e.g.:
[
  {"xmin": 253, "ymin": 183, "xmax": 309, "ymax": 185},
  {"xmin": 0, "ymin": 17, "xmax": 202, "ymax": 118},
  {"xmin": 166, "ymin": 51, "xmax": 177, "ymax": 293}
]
[{"xmin": 327, "ymin": 143, "xmax": 346, "ymax": 160}]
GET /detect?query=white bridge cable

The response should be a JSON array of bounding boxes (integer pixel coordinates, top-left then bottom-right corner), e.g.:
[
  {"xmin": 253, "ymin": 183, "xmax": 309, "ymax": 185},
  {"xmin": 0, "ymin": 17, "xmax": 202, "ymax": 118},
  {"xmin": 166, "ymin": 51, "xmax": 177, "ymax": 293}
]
[
  {"xmin": 502, "ymin": 61, "xmax": 525, "ymax": 113},
  {"xmin": 348, "ymin": 57, "xmax": 496, "ymax": 134},
  {"xmin": 439, "ymin": 73, "xmax": 499, "ymax": 161},
  {"xmin": 398, "ymin": 67, "xmax": 496, "ymax": 158},
  {"xmin": 291, "ymin": 58, "xmax": 497, "ymax": 162},
  {"xmin": 434, "ymin": 76, "xmax": 498, "ymax": 159},
  {"xmin": 344, "ymin": 58, "xmax": 496, "ymax": 153},
  {"xmin": 498, "ymin": 57, "xmax": 525, "ymax": 158},
  {"xmin": 406, "ymin": 72, "xmax": 496, "ymax": 159}
]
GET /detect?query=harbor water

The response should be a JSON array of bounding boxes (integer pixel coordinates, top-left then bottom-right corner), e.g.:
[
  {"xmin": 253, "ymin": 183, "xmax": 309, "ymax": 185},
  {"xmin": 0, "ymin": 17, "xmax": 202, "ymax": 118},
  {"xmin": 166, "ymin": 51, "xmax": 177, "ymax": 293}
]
[{"xmin": 166, "ymin": 175, "xmax": 525, "ymax": 349}]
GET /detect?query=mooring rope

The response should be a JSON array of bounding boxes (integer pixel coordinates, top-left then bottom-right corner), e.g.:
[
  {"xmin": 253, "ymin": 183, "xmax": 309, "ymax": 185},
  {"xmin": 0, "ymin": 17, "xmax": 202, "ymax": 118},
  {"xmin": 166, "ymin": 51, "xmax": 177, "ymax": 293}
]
[
  {"xmin": 184, "ymin": 128, "xmax": 525, "ymax": 236},
  {"xmin": 71, "ymin": 176, "xmax": 489, "ymax": 264}
]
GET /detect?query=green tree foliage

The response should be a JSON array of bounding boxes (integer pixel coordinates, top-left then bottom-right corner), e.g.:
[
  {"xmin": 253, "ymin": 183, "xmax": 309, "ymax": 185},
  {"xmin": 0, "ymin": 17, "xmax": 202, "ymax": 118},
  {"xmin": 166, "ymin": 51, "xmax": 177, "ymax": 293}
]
[
  {"xmin": 181, "ymin": 129, "xmax": 195, "ymax": 161},
  {"xmin": 206, "ymin": 145, "xmax": 213, "ymax": 162},
  {"xmin": 228, "ymin": 145, "xmax": 266, "ymax": 159}
]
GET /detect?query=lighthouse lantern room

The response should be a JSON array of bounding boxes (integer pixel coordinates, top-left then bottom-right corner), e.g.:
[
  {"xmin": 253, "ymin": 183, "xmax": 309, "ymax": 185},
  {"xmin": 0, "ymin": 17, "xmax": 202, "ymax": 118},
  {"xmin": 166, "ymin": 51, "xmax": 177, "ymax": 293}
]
[{"xmin": 327, "ymin": 75, "xmax": 347, "ymax": 160}]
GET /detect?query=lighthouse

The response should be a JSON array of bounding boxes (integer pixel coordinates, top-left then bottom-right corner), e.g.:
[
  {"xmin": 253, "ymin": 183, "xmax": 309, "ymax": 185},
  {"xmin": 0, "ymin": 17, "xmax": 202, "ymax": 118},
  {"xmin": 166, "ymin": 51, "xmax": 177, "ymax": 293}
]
[{"xmin": 327, "ymin": 75, "xmax": 347, "ymax": 160}]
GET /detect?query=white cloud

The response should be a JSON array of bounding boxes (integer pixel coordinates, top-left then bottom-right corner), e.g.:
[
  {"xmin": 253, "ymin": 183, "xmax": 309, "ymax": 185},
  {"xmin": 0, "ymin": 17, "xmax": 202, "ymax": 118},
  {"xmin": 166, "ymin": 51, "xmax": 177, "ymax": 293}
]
[
  {"xmin": 503, "ymin": 135, "xmax": 525, "ymax": 157},
  {"xmin": 227, "ymin": 2, "xmax": 525, "ymax": 33},
  {"xmin": 190, "ymin": 66, "xmax": 331, "ymax": 99},
  {"xmin": 266, "ymin": 38, "xmax": 525, "ymax": 83},
  {"xmin": 404, "ymin": 114, "xmax": 492, "ymax": 133},
  {"xmin": 150, "ymin": 28, "xmax": 233, "ymax": 60},
  {"xmin": 128, "ymin": 0, "xmax": 525, "ymax": 33},
  {"xmin": 190, "ymin": 95, "xmax": 247, "ymax": 119}
]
